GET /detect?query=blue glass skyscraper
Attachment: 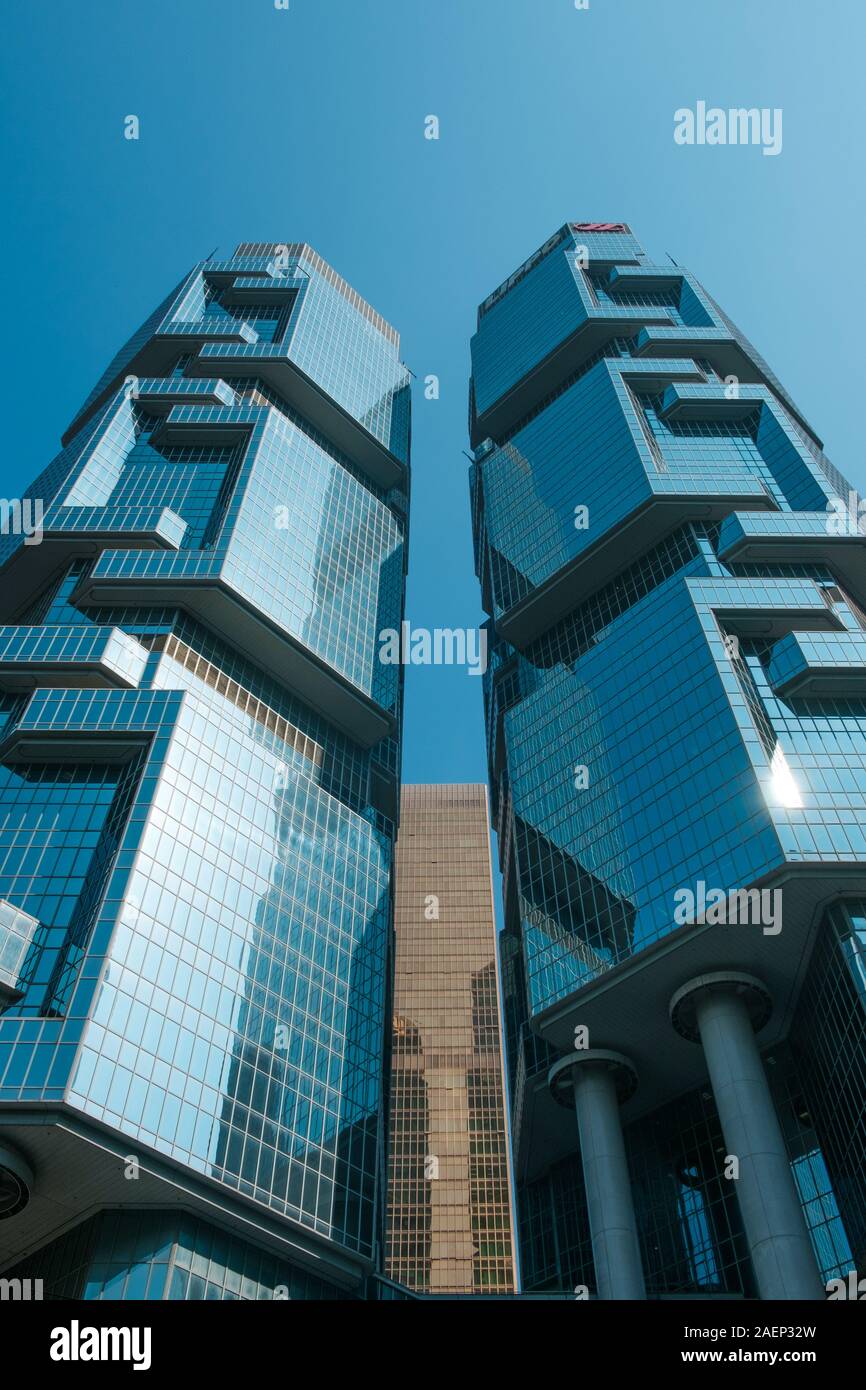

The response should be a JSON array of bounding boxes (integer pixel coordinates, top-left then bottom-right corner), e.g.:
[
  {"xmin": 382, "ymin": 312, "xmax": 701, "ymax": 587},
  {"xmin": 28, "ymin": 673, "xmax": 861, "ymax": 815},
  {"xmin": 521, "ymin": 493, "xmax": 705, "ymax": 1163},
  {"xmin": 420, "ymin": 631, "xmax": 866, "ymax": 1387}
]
[
  {"xmin": 0, "ymin": 244, "xmax": 410, "ymax": 1299},
  {"xmin": 470, "ymin": 222, "xmax": 866, "ymax": 1299}
]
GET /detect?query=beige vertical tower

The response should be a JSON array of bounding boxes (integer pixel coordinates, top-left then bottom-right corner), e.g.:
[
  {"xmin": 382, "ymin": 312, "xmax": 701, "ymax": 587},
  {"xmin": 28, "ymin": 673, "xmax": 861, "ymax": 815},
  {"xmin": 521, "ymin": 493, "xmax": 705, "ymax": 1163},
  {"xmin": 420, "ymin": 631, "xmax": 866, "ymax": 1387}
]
[{"xmin": 386, "ymin": 784, "xmax": 517, "ymax": 1294}]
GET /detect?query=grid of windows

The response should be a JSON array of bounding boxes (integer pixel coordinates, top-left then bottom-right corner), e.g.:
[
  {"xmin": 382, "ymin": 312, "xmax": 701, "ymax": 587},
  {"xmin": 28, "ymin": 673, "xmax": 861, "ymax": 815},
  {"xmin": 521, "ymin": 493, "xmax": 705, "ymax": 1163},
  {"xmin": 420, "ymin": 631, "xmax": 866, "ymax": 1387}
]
[
  {"xmin": 3, "ymin": 1209, "xmax": 346, "ymax": 1300},
  {"xmin": 792, "ymin": 900, "xmax": 866, "ymax": 1275},
  {"xmin": 73, "ymin": 399, "xmax": 405, "ymax": 705},
  {"xmin": 62, "ymin": 684, "xmax": 390, "ymax": 1255},
  {"xmin": 0, "ymin": 244, "xmax": 409, "ymax": 1283},
  {"xmin": 518, "ymin": 1047, "xmax": 851, "ymax": 1297},
  {"xmin": 385, "ymin": 784, "xmax": 516, "ymax": 1293},
  {"xmin": 106, "ymin": 435, "xmax": 243, "ymax": 549},
  {"xmin": 471, "ymin": 221, "xmax": 865, "ymax": 1299}
]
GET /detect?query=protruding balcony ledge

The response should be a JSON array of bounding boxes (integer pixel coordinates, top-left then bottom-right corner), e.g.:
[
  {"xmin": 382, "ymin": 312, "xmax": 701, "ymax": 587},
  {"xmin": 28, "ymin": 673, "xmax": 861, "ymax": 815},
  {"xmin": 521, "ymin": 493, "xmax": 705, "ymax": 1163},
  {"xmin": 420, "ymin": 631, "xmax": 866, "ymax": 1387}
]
[
  {"xmin": 470, "ymin": 312, "xmax": 675, "ymax": 448},
  {"xmin": 0, "ymin": 724, "xmax": 153, "ymax": 766},
  {"xmin": 632, "ymin": 329, "xmax": 821, "ymax": 450},
  {"xmin": 62, "ymin": 346, "xmax": 227, "ymax": 446},
  {"xmin": 0, "ymin": 898, "xmax": 39, "ymax": 1006},
  {"xmin": 718, "ymin": 510, "xmax": 866, "ymax": 605},
  {"xmin": 0, "ymin": 506, "xmax": 187, "ymax": 623},
  {"xmin": 470, "ymin": 352, "xmax": 708, "ymax": 456},
  {"xmin": 74, "ymin": 564, "xmax": 395, "ymax": 749},
  {"xmin": 43, "ymin": 505, "xmax": 187, "ymax": 548},
  {"xmin": 497, "ymin": 484, "xmax": 774, "ymax": 650},
  {"xmin": 132, "ymin": 378, "xmax": 237, "ymax": 413},
  {"xmin": 606, "ymin": 264, "xmax": 684, "ymax": 294},
  {"xmin": 61, "ymin": 350, "xmax": 247, "ymax": 447},
  {"xmin": 0, "ymin": 625, "xmax": 149, "ymax": 691},
  {"xmin": 689, "ymin": 574, "xmax": 845, "ymax": 640},
  {"xmin": 634, "ymin": 324, "xmax": 814, "ymax": 422},
  {"xmin": 768, "ymin": 629, "xmax": 866, "ymax": 698},
  {"xmin": 635, "ymin": 324, "xmax": 746, "ymax": 373},
  {"xmin": 156, "ymin": 319, "xmax": 258, "ymax": 344},
  {"xmin": 659, "ymin": 381, "xmax": 770, "ymax": 423},
  {"xmin": 193, "ymin": 343, "xmax": 407, "ymax": 491},
  {"xmin": 618, "ymin": 358, "xmax": 708, "ymax": 392},
  {"xmin": 0, "ymin": 686, "xmax": 179, "ymax": 767},
  {"xmin": 472, "ymin": 312, "xmax": 821, "ymax": 454},
  {"xmin": 61, "ymin": 307, "xmax": 408, "ymax": 489},
  {"xmin": 60, "ymin": 329, "xmax": 256, "ymax": 449},
  {"xmin": 148, "ymin": 403, "xmax": 260, "ymax": 449},
  {"xmin": 220, "ymin": 277, "xmax": 300, "ymax": 304},
  {"xmin": 201, "ymin": 260, "xmax": 281, "ymax": 283}
]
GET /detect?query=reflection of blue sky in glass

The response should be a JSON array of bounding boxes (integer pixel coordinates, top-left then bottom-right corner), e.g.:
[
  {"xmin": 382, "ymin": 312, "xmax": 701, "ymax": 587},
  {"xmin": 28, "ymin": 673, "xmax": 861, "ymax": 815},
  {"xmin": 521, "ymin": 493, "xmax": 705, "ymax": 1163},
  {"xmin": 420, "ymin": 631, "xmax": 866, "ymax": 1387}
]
[
  {"xmin": 792, "ymin": 1149, "xmax": 853, "ymax": 1283},
  {"xmin": 61, "ymin": 653, "xmax": 392, "ymax": 1257},
  {"xmin": 677, "ymin": 1171, "xmax": 720, "ymax": 1289}
]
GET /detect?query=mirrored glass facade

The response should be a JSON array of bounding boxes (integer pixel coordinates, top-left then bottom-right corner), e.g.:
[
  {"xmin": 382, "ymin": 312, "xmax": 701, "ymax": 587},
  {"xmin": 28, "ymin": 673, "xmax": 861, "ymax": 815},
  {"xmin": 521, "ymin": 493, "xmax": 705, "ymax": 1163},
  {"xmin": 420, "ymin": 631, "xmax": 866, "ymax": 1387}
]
[
  {"xmin": 385, "ymin": 784, "xmax": 516, "ymax": 1293},
  {"xmin": 0, "ymin": 244, "xmax": 410, "ymax": 1298},
  {"xmin": 470, "ymin": 223, "xmax": 866, "ymax": 1298}
]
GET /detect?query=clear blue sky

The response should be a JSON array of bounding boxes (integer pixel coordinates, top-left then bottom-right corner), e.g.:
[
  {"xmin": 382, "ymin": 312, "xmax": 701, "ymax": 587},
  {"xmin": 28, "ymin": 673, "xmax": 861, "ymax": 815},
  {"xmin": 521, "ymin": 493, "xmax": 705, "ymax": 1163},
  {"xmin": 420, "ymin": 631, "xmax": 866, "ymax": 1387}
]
[{"xmin": 2, "ymin": 0, "xmax": 865, "ymax": 785}]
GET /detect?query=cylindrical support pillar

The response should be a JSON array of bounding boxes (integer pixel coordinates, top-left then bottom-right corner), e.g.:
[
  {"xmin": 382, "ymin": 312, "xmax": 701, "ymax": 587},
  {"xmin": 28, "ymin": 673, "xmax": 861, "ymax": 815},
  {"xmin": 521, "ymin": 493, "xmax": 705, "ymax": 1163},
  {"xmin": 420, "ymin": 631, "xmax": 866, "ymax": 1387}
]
[
  {"xmin": 670, "ymin": 972, "xmax": 824, "ymax": 1301},
  {"xmin": 549, "ymin": 1050, "xmax": 646, "ymax": 1300}
]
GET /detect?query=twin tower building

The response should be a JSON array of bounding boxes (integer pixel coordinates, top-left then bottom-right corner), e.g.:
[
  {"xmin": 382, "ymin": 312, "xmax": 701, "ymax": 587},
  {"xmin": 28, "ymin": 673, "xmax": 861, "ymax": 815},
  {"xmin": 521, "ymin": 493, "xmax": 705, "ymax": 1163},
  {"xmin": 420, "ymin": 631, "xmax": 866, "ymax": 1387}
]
[{"xmin": 0, "ymin": 227, "xmax": 863, "ymax": 1300}]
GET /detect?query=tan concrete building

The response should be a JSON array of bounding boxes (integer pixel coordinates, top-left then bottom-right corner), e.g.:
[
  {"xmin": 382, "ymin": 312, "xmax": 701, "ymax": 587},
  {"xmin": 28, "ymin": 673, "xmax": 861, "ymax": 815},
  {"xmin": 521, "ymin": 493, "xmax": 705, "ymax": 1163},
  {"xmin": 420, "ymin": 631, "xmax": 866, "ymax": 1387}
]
[{"xmin": 385, "ymin": 784, "xmax": 516, "ymax": 1293}]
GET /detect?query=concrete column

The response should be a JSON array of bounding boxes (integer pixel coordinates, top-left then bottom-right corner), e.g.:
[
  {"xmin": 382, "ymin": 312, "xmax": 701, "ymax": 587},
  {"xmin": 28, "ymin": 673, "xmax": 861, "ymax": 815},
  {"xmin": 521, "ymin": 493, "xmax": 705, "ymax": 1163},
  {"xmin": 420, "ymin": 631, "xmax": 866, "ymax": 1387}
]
[
  {"xmin": 670, "ymin": 972, "xmax": 824, "ymax": 1301},
  {"xmin": 549, "ymin": 1050, "xmax": 645, "ymax": 1300}
]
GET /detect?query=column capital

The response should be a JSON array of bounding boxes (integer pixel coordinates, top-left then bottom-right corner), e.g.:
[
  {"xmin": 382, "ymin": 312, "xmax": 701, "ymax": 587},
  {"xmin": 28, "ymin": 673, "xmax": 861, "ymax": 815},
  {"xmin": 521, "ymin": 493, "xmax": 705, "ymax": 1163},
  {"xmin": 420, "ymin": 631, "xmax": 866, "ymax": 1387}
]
[
  {"xmin": 0, "ymin": 1139, "xmax": 34, "ymax": 1219},
  {"xmin": 670, "ymin": 971, "xmax": 773, "ymax": 1043},
  {"xmin": 548, "ymin": 1048, "xmax": 638, "ymax": 1108}
]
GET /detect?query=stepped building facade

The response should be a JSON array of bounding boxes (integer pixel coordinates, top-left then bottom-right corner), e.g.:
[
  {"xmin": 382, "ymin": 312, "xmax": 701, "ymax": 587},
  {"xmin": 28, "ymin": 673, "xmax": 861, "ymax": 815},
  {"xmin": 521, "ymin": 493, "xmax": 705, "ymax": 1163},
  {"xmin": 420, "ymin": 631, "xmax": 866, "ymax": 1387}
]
[
  {"xmin": 469, "ymin": 221, "xmax": 866, "ymax": 1299},
  {"xmin": 0, "ymin": 243, "xmax": 410, "ymax": 1299}
]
